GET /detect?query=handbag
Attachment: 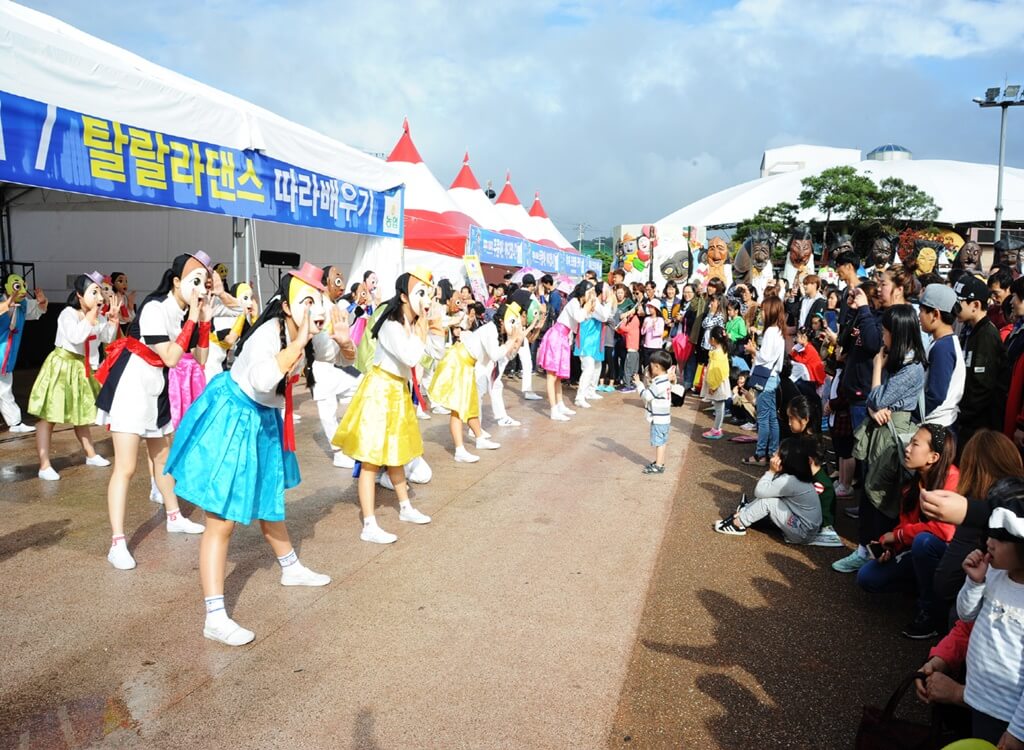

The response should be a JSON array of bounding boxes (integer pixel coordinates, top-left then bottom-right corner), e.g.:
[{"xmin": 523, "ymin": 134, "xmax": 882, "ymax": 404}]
[
  {"xmin": 748, "ymin": 364, "xmax": 772, "ymax": 391},
  {"xmin": 855, "ymin": 672, "xmax": 944, "ymax": 750}
]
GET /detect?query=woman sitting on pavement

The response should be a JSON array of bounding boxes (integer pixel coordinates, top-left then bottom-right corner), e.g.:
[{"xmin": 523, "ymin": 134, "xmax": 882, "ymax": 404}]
[
  {"xmin": 714, "ymin": 436, "xmax": 821, "ymax": 543},
  {"xmin": 853, "ymin": 424, "xmax": 959, "ymax": 640}
]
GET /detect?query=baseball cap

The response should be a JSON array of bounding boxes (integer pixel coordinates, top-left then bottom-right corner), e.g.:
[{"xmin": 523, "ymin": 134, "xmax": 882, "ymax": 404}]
[
  {"xmin": 919, "ymin": 284, "xmax": 957, "ymax": 313},
  {"xmin": 953, "ymin": 274, "xmax": 988, "ymax": 304}
]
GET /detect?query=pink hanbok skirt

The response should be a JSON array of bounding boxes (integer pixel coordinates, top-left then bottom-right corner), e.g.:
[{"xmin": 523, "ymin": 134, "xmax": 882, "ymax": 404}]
[
  {"xmin": 168, "ymin": 353, "xmax": 207, "ymax": 429},
  {"xmin": 536, "ymin": 322, "xmax": 572, "ymax": 379}
]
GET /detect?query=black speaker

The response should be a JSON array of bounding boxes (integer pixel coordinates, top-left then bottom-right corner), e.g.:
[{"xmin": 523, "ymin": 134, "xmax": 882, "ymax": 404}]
[{"xmin": 259, "ymin": 250, "xmax": 300, "ymax": 268}]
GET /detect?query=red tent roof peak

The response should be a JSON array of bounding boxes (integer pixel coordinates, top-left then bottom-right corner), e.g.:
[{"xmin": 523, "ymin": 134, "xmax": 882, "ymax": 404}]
[
  {"xmin": 449, "ymin": 151, "xmax": 480, "ymax": 191},
  {"xmin": 496, "ymin": 171, "xmax": 521, "ymax": 206},
  {"xmin": 528, "ymin": 191, "xmax": 549, "ymax": 218},
  {"xmin": 387, "ymin": 117, "xmax": 423, "ymax": 164}
]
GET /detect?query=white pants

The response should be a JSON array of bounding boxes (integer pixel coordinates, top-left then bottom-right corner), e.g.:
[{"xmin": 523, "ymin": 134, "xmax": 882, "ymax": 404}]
[
  {"xmin": 518, "ymin": 343, "xmax": 534, "ymax": 393},
  {"xmin": 577, "ymin": 356, "xmax": 599, "ymax": 402},
  {"xmin": 477, "ymin": 361, "xmax": 508, "ymax": 422},
  {"xmin": 0, "ymin": 372, "xmax": 22, "ymax": 427},
  {"xmin": 311, "ymin": 362, "xmax": 361, "ymax": 451}
]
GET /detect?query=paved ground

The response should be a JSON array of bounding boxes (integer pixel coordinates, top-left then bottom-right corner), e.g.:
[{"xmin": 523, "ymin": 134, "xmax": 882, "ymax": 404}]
[{"xmin": 0, "ymin": 372, "xmax": 933, "ymax": 749}]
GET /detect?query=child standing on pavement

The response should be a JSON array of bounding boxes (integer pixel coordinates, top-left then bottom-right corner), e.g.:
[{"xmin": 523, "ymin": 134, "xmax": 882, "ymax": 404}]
[
  {"xmin": 635, "ymin": 349, "xmax": 674, "ymax": 474},
  {"xmin": 701, "ymin": 326, "xmax": 731, "ymax": 440}
]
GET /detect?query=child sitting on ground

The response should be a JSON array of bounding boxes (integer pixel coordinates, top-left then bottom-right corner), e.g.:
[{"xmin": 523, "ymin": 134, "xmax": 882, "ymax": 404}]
[
  {"xmin": 635, "ymin": 349, "xmax": 675, "ymax": 475},
  {"xmin": 730, "ymin": 371, "xmax": 757, "ymax": 430},
  {"xmin": 713, "ymin": 436, "xmax": 822, "ymax": 543},
  {"xmin": 808, "ymin": 439, "xmax": 842, "ymax": 547},
  {"xmin": 701, "ymin": 326, "xmax": 731, "ymax": 440}
]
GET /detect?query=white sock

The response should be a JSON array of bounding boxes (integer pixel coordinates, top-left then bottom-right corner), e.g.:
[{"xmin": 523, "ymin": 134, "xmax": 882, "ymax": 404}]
[
  {"xmin": 110, "ymin": 534, "xmax": 126, "ymax": 549},
  {"xmin": 399, "ymin": 500, "xmax": 412, "ymax": 511},
  {"xmin": 856, "ymin": 544, "xmax": 868, "ymax": 558},
  {"xmin": 166, "ymin": 508, "xmax": 180, "ymax": 522},
  {"xmin": 363, "ymin": 516, "xmax": 378, "ymax": 529},
  {"xmin": 204, "ymin": 595, "xmax": 229, "ymax": 625},
  {"xmin": 277, "ymin": 549, "xmax": 298, "ymax": 568}
]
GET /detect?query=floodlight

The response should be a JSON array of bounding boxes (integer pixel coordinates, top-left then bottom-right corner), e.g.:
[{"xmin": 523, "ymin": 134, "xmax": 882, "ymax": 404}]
[
  {"xmin": 1005, "ymin": 85, "xmax": 1022, "ymax": 99},
  {"xmin": 986, "ymin": 87, "xmax": 1001, "ymax": 102}
]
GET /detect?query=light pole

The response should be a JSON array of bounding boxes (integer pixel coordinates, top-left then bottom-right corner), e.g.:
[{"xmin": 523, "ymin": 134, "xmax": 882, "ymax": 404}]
[{"xmin": 974, "ymin": 84, "xmax": 1024, "ymax": 242}]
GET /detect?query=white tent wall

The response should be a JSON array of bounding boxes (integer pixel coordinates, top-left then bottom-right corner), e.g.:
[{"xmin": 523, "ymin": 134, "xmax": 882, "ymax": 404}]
[{"xmin": 7, "ymin": 191, "xmax": 389, "ymax": 298}]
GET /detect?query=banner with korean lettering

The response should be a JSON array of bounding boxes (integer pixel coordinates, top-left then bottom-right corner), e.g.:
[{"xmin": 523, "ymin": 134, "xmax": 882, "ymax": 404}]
[
  {"xmin": 0, "ymin": 90, "xmax": 403, "ymax": 238},
  {"xmin": 467, "ymin": 225, "xmax": 526, "ymax": 267}
]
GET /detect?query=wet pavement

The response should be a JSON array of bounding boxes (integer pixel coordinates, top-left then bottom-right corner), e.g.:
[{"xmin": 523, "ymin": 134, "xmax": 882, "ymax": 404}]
[{"xmin": 0, "ymin": 374, "xmax": 933, "ymax": 749}]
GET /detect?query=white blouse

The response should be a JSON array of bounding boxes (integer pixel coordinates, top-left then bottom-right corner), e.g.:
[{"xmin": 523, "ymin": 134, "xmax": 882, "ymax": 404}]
[
  {"xmin": 373, "ymin": 319, "xmax": 426, "ymax": 380},
  {"xmin": 54, "ymin": 307, "xmax": 117, "ymax": 367},
  {"xmin": 460, "ymin": 322, "xmax": 508, "ymax": 368},
  {"xmin": 557, "ymin": 297, "xmax": 589, "ymax": 328},
  {"xmin": 231, "ymin": 319, "xmax": 305, "ymax": 409}
]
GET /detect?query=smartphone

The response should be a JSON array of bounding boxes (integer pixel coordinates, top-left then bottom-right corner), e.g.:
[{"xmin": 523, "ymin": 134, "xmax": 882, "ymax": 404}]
[{"xmin": 867, "ymin": 541, "xmax": 886, "ymax": 560}]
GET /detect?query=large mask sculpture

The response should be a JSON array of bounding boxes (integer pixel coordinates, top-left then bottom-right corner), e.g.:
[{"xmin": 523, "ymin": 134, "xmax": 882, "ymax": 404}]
[
  {"xmin": 867, "ymin": 236, "xmax": 896, "ymax": 275},
  {"xmin": 783, "ymin": 225, "xmax": 815, "ymax": 285},
  {"xmin": 733, "ymin": 229, "xmax": 773, "ymax": 297},
  {"xmin": 954, "ymin": 240, "xmax": 983, "ymax": 273},
  {"xmin": 689, "ymin": 236, "xmax": 732, "ymax": 289},
  {"xmin": 995, "ymin": 235, "xmax": 1024, "ymax": 276},
  {"xmin": 659, "ymin": 248, "xmax": 691, "ymax": 282},
  {"xmin": 912, "ymin": 240, "xmax": 944, "ymax": 276}
]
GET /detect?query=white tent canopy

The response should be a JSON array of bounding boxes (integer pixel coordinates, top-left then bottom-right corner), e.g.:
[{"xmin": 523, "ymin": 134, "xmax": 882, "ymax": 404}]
[
  {"xmin": 491, "ymin": 173, "xmax": 534, "ymax": 238},
  {"xmin": 660, "ymin": 159, "xmax": 1024, "ymax": 229},
  {"xmin": 447, "ymin": 153, "xmax": 505, "ymax": 231},
  {"xmin": 0, "ymin": 1, "xmax": 405, "ymax": 297}
]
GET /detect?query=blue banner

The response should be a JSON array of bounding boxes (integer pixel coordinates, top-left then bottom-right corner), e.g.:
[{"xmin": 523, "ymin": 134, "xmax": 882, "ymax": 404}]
[
  {"xmin": 0, "ymin": 90, "xmax": 403, "ymax": 238},
  {"xmin": 468, "ymin": 225, "xmax": 601, "ymax": 276}
]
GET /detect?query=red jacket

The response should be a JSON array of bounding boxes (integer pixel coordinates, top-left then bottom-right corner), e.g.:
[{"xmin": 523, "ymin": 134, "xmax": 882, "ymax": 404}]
[
  {"xmin": 790, "ymin": 344, "xmax": 825, "ymax": 386},
  {"xmin": 891, "ymin": 466, "xmax": 960, "ymax": 549},
  {"xmin": 929, "ymin": 619, "xmax": 974, "ymax": 669},
  {"xmin": 616, "ymin": 313, "xmax": 641, "ymax": 351}
]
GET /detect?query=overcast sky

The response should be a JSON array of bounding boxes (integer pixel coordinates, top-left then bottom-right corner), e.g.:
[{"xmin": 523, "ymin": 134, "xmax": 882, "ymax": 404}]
[{"xmin": 21, "ymin": 0, "xmax": 1024, "ymax": 239}]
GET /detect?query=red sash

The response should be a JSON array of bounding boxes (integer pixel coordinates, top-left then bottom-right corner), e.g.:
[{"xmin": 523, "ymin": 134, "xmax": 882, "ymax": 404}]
[
  {"xmin": 283, "ymin": 374, "xmax": 300, "ymax": 452},
  {"xmin": 95, "ymin": 337, "xmax": 164, "ymax": 385}
]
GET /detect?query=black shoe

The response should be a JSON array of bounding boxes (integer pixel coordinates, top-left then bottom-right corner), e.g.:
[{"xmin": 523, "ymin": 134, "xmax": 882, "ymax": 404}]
[
  {"xmin": 901, "ymin": 613, "xmax": 939, "ymax": 640},
  {"xmin": 642, "ymin": 463, "xmax": 665, "ymax": 475}
]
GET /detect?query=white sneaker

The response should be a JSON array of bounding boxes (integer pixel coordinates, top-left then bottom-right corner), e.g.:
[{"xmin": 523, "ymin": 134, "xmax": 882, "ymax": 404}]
[
  {"xmin": 808, "ymin": 526, "xmax": 844, "ymax": 548},
  {"xmin": 204, "ymin": 617, "xmax": 255, "ymax": 646},
  {"xmin": 360, "ymin": 525, "xmax": 398, "ymax": 544},
  {"xmin": 107, "ymin": 543, "xmax": 136, "ymax": 570},
  {"xmin": 741, "ymin": 422, "xmax": 756, "ymax": 432},
  {"xmin": 377, "ymin": 470, "xmax": 395, "ymax": 490},
  {"xmin": 469, "ymin": 428, "xmax": 491, "ymax": 440},
  {"xmin": 524, "ymin": 392, "xmax": 544, "ymax": 401},
  {"xmin": 166, "ymin": 514, "xmax": 205, "ymax": 534},
  {"xmin": 475, "ymin": 437, "xmax": 501, "ymax": 450},
  {"xmin": 406, "ymin": 457, "xmax": 432, "ymax": 484},
  {"xmin": 85, "ymin": 454, "xmax": 111, "ymax": 467},
  {"xmin": 150, "ymin": 485, "xmax": 164, "ymax": 504},
  {"xmin": 333, "ymin": 451, "xmax": 356, "ymax": 469},
  {"xmin": 835, "ymin": 482, "xmax": 854, "ymax": 499},
  {"xmin": 38, "ymin": 466, "xmax": 60, "ymax": 481},
  {"xmin": 416, "ymin": 408, "xmax": 432, "ymax": 420},
  {"xmin": 496, "ymin": 416, "xmax": 521, "ymax": 427},
  {"xmin": 587, "ymin": 392, "xmax": 603, "ymax": 400},
  {"xmin": 573, "ymin": 399, "xmax": 592, "ymax": 409},
  {"xmin": 431, "ymin": 405, "xmax": 451, "ymax": 415},
  {"xmin": 559, "ymin": 403, "xmax": 577, "ymax": 415},
  {"xmin": 399, "ymin": 506, "xmax": 432, "ymax": 524},
  {"xmin": 550, "ymin": 408, "xmax": 570, "ymax": 422},
  {"xmin": 292, "ymin": 413, "xmax": 302, "ymax": 423},
  {"xmin": 280, "ymin": 563, "xmax": 331, "ymax": 587},
  {"xmin": 8, "ymin": 422, "xmax": 35, "ymax": 433},
  {"xmin": 454, "ymin": 447, "xmax": 480, "ymax": 463}
]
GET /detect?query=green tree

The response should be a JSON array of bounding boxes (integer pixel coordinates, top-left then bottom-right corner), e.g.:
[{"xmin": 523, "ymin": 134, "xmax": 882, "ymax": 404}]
[
  {"xmin": 734, "ymin": 201, "xmax": 799, "ymax": 247},
  {"xmin": 869, "ymin": 177, "xmax": 941, "ymax": 227},
  {"xmin": 798, "ymin": 166, "xmax": 877, "ymax": 247}
]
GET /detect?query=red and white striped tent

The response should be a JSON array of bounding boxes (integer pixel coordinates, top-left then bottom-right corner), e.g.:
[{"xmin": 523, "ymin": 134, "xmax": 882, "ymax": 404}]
[
  {"xmin": 491, "ymin": 172, "xmax": 536, "ymax": 239},
  {"xmin": 447, "ymin": 152, "xmax": 507, "ymax": 232},
  {"xmin": 380, "ymin": 119, "xmax": 476, "ymax": 282},
  {"xmin": 526, "ymin": 191, "xmax": 576, "ymax": 252}
]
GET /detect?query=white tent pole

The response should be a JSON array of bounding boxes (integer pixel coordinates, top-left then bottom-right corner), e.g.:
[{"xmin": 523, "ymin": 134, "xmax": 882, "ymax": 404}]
[
  {"xmin": 250, "ymin": 220, "xmax": 263, "ymax": 312},
  {"xmin": 231, "ymin": 217, "xmax": 238, "ymax": 284},
  {"xmin": 243, "ymin": 219, "xmax": 251, "ymax": 288}
]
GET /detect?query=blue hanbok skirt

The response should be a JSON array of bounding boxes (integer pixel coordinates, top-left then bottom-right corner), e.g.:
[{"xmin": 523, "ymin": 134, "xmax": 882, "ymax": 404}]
[{"xmin": 165, "ymin": 371, "xmax": 300, "ymax": 525}]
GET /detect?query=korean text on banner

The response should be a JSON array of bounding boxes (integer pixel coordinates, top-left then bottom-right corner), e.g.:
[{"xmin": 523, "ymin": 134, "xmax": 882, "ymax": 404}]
[
  {"xmin": 463, "ymin": 254, "xmax": 488, "ymax": 303},
  {"xmin": 0, "ymin": 89, "xmax": 403, "ymax": 238}
]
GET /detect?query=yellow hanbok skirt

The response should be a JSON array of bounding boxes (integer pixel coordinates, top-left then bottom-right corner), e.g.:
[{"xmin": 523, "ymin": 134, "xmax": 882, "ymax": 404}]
[
  {"xmin": 332, "ymin": 366, "xmax": 422, "ymax": 467},
  {"xmin": 428, "ymin": 343, "xmax": 479, "ymax": 420}
]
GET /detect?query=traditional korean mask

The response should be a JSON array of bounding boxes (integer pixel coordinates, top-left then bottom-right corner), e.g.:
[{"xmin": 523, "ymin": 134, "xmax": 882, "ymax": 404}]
[
  {"xmin": 622, "ymin": 236, "xmax": 637, "ymax": 255},
  {"xmin": 917, "ymin": 247, "xmax": 938, "ymax": 275},
  {"xmin": 100, "ymin": 278, "xmax": 115, "ymax": 304},
  {"xmin": 870, "ymin": 238, "xmax": 894, "ymax": 269},
  {"xmin": 407, "ymin": 277, "xmax": 433, "ymax": 318},
  {"xmin": 659, "ymin": 250, "xmax": 691, "ymax": 281},
  {"xmin": 112, "ymin": 273, "xmax": 129, "ymax": 294},
  {"xmin": 789, "ymin": 238, "xmax": 813, "ymax": 268},
  {"xmin": 235, "ymin": 283, "xmax": 255, "ymax": 314},
  {"xmin": 213, "ymin": 263, "xmax": 229, "ymax": 282},
  {"xmin": 1005, "ymin": 244, "xmax": 1021, "ymax": 269},
  {"xmin": 958, "ymin": 241, "xmax": 981, "ymax": 270},
  {"xmin": 707, "ymin": 237, "xmax": 729, "ymax": 267},
  {"xmin": 176, "ymin": 257, "xmax": 209, "ymax": 306},
  {"xmin": 326, "ymin": 267, "xmax": 346, "ymax": 303},
  {"xmin": 365, "ymin": 272, "xmax": 378, "ymax": 294},
  {"xmin": 751, "ymin": 243, "xmax": 771, "ymax": 271},
  {"xmin": 4, "ymin": 274, "xmax": 26, "ymax": 303},
  {"xmin": 287, "ymin": 276, "xmax": 326, "ymax": 331},
  {"xmin": 81, "ymin": 283, "xmax": 104, "ymax": 312}
]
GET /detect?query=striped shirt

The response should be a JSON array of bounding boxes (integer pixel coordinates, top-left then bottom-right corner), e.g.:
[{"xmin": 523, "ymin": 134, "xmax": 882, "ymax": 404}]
[
  {"xmin": 958, "ymin": 569, "xmax": 1024, "ymax": 736},
  {"xmin": 640, "ymin": 374, "xmax": 671, "ymax": 425}
]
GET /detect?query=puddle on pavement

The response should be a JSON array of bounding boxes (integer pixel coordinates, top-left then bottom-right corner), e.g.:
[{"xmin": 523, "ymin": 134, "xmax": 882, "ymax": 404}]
[{"xmin": 1, "ymin": 694, "xmax": 138, "ymax": 749}]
